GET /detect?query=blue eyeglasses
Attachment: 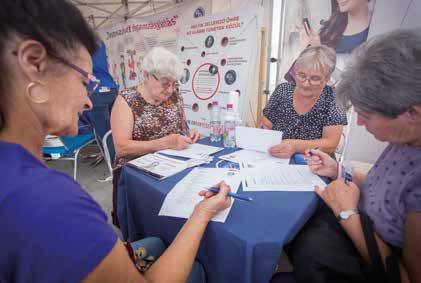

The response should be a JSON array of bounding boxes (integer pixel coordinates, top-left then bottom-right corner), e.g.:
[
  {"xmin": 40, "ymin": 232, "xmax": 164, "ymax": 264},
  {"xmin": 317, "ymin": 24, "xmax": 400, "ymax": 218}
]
[{"xmin": 12, "ymin": 51, "xmax": 100, "ymax": 95}]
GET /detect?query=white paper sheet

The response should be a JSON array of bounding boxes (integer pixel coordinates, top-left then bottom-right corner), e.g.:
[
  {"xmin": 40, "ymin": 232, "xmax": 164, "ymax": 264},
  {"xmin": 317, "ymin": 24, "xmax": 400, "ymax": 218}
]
[
  {"xmin": 242, "ymin": 164, "xmax": 326, "ymax": 191},
  {"xmin": 235, "ymin": 126, "xmax": 283, "ymax": 152},
  {"xmin": 158, "ymin": 143, "xmax": 223, "ymax": 159},
  {"xmin": 43, "ymin": 135, "xmax": 64, "ymax": 147},
  {"xmin": 219, "ymin": 149, "xmax": 289, "ymax": 169},
  {"xmin": 159, "ymin": 168, "xmax": 241, "ymax": 222},
  {"xmin": 128, "ymin": 153, "xmax": 188, "ymax": 180}
]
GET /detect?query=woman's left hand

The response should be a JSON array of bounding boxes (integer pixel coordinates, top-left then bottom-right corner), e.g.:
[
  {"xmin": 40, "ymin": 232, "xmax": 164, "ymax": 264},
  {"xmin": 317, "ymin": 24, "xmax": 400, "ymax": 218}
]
[
  {"xmin": 268, "ymin": 139, "xmax": 296, "ymax": 158},
  {"xmin": 315, "ymin": 178, "xmax": 361, "ymax": 215},
  {"xmin": 189, "ymin": 129, "xmax": 200, "ymax": 143}
]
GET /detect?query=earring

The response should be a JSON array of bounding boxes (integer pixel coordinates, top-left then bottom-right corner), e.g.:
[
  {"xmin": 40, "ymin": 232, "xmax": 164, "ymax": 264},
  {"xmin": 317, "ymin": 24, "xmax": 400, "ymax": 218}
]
[{"xmin": 25, "ymin": 81, "xmax": 49, "ymax": 103}]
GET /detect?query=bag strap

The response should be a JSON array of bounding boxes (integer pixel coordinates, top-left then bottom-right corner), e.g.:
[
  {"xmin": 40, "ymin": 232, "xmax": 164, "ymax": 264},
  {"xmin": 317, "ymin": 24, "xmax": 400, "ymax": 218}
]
[{"xmin": 360, "ymin": 212, "xmax": 401, "ymax": 283}]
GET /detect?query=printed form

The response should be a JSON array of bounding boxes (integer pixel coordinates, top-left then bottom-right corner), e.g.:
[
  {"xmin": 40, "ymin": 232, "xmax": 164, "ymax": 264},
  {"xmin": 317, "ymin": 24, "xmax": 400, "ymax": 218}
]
[{"xmin": 159, "ymin": 168, "xmax": 241, "ymax": 222}]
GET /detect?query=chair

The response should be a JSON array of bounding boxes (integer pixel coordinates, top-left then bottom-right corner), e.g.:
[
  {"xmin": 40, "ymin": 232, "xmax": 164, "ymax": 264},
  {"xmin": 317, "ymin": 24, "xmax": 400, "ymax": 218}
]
[
  {"xmin": 43, "ymin": 133, "xmax": 96, "ymax": 180},
  {"xmin": 102, "ymin": 130, "xmax": 115, "ymax": 178}
]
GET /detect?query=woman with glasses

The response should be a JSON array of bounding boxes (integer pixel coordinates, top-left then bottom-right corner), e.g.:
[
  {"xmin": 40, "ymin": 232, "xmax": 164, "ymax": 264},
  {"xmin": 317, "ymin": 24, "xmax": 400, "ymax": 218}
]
[
  {"xmin": 0, "ymin": 1, "xmax": 230, "ymax": 283},
  {"xmin": 110, "ymin": 47, "xmax": 201, "ymax": 226},
  {"xmin": 261, "ymin": 45, "xmax": 347, "ymax": 159}
]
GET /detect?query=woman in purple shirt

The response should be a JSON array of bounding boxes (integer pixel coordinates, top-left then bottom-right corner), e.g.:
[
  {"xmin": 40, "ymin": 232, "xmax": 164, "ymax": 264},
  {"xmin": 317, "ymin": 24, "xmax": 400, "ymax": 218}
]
[
  {"xmin": 287, "ymin": 29, "xmax": 421, "ymax": 283},
  {"xmin": 0, "ymin": 1, "xmax": 231, "ymax": 283}
]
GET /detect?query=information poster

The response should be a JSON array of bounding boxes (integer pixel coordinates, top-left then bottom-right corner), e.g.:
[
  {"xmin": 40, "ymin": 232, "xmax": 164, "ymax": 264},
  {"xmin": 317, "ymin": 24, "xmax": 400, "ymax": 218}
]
[
  {"xmin": 98, "ymin": 0, "xmax": 209, "ymax": 90},
  {"xmin": 176, "ymin": 10, "xmax": 259, "ymax": 135}
]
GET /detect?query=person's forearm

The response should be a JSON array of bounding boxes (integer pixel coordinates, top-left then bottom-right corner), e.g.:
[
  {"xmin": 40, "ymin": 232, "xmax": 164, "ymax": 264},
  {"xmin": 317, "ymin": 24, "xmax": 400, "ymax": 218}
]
[
  {"xmin": 291, "ymin": 138, "xmax": 337, "ymax": 154},
  {"xmin": 144, "ymin": 210, "xmax": 209, "ymax": 283},
  {"xmin": 115, "ymin": 138, "xmax": 168, "ymax": 159}
]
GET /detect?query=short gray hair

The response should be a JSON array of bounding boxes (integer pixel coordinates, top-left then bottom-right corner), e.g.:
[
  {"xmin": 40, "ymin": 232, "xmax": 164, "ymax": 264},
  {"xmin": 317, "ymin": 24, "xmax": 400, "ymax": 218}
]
[
  {"xmin": 295, "ymin": 44, "xmax": 336, "ymax": 77},
  {"xmin": 336, "ymin": 28, "xmax": 421, "ymax": 118},
  {"xmin": 142, "ymin": 47, "xmax": 184, "ymax": 80}
]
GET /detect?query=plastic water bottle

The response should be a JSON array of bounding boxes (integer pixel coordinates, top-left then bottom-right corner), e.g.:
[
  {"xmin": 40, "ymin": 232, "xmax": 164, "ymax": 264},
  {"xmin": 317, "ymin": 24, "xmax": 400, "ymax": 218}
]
[
  {"xmin": 209, "ymin": 101, "xmax": 222, "ymax": 142},
  {"xmin": 223, "ymin": 104, "xmax": 236, "ymax": 148}
]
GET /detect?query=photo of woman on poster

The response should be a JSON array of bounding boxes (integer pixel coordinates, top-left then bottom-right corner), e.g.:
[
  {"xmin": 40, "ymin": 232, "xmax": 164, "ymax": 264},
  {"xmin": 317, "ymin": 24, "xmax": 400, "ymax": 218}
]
[{"xmin": 301, "ymin": 0, "xmax": 376, "ymax": 54}]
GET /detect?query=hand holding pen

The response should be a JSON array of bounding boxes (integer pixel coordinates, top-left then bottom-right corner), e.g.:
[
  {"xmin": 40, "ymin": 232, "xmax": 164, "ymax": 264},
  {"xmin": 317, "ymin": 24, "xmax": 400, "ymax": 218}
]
[{"xmin": 305, "ymin": 147, "xmax": 338, "ymax": 178}]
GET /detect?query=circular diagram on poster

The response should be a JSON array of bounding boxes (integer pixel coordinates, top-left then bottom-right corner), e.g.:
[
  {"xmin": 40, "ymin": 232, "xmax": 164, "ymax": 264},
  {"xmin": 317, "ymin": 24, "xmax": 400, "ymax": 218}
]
[
  {"xmin": 209, "ymin": 64, "xmax": 218, "ymax": 75},
  {"xmin": 192, "ymin": 63, "xmax": 221, "ymax": 101},
  {"xmin": 180, "ymin": 68, "xmax": 190, "ymax": 84},
  {"xmin": 205, "ymin": 35, "xmax": 214, "ymax": 48},
  {"xmin": 224, "ymin": 70, "xmax": 237, "ymax": 85}
]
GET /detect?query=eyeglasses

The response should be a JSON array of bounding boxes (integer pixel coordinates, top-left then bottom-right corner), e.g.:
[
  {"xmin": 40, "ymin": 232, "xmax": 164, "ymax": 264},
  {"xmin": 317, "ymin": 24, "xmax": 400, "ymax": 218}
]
[
  {"xmin": 12, "ymin": 51, "xmax": 100, "ymax": 96},
  {"xmin": 151, "ymin": 74, "xmax": 177, "ymax": 91},
  {"xmin": 296, "ymin": 72, "xmax": 324, "ymax": 86}
]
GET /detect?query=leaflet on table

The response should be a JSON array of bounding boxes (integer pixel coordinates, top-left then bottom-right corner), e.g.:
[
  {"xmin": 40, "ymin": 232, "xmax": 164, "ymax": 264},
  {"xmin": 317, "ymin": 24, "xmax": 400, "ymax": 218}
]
[
  {"xmin": 158, "ymin": 143, "xmax": 224, "ymax": 159},
  {"xmin": 235, "ymin": 126, "xmax": 283, "ymax": 152},
  {"xmin": 219, "ymin": 149, "xmax": 289, "ymax": 169},
  {"xmin": 159, "ymin": 168, "xmax": 241, "ymax": 222},
  {"xmin": 127, "ymin": 153, "xmax": 188, "ymax": 180},
  {"xmin": 242, "ymin": 164, "xmax": 326, "ymax": 191},
  {"xmin": 43, "ymin": 135, "xmax": 65, "ymax": 147}
]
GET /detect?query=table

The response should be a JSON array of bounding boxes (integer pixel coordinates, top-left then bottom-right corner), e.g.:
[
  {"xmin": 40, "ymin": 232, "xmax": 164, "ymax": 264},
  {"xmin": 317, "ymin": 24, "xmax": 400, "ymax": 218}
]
[{"xmin": 117, "ymin": 138, "xmax": 319, "ymax": 283}]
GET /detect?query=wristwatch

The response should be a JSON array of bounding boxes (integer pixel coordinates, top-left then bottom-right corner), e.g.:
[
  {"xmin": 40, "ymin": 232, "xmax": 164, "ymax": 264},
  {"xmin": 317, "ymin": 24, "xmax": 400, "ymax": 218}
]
[{"xmin": 337, "ymin": 209, "xmax": 359, "ymax": 221}]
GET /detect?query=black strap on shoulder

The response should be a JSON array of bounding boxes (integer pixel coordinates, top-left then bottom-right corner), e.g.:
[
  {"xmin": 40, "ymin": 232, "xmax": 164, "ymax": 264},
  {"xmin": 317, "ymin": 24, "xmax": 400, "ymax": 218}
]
[{"xmin": 360, "ymin": 212, "xmax": 388, "ymax": 281}]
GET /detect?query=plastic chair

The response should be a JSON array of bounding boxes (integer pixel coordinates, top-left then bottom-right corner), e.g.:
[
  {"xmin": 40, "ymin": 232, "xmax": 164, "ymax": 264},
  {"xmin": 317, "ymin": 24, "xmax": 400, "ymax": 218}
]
[
  {"xmin": 102, "ymin": 130, "xmax": 115, "ymax": 177},
  {"xmin": 43, "ymin": 133, "xmax": 96, "ymax": 180}
]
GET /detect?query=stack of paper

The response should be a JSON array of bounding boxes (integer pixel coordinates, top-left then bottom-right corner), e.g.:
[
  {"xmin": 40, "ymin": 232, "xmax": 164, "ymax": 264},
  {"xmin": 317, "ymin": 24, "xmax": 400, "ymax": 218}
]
[
  {"xmin": 158, "ymin": 143, "xmax": 223, "ymax": 159},
  {"xmin": 159, "ymin": 168, "xmax": 242, "ymax": 222},
  {"xmin": 127, "ymin": 153, "xmax": 188, "ymax": 180},
  {"xmin": 242, "ymin": 164, "xmax": 326, "ymax": 192},
  {"xmin": 219, "ymin": 149, "xmax": 289, "ymax": 169}
]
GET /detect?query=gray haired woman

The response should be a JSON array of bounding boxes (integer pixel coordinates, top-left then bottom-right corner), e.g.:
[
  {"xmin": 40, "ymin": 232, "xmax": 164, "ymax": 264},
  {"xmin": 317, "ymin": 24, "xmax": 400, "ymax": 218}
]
[
  {"xmin": 110, "ymin": 47, "xmax": 200, "ymax": 226},
  {"xmin": 288, "ymin": 28, "xmax": 421, "ymax": 282},
  {"xmin": 261, "ymin": 44, "xmax": 347, "ymax": 158}
]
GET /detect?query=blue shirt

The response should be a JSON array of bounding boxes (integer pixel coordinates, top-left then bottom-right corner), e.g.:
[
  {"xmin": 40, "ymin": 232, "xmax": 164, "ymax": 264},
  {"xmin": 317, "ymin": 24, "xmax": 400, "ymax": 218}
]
[
  {"xmin": 93, "ymin": 41, "xmax": 117, "ymax": 90},
  {"xmin": 335, "ymin": 27, "xmax": 369, "ymax": 54},
  {"xmin": 0, "ymin": 141, "xmax": 117, "ymax": 283}
]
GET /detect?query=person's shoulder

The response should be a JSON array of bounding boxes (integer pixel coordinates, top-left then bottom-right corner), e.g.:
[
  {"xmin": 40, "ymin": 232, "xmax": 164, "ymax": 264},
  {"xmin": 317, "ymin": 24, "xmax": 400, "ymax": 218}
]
[
  {"xmin": 120, "ymin": 87, "xmax": 139, "ymax": 99},
  {"xmin": 272, "ymin": 82, "xmax": 295, "ymax": 98}
]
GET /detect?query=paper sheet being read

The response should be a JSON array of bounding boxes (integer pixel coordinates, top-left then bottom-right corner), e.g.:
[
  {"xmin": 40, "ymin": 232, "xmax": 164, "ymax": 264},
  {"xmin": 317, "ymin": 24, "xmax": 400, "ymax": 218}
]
[
  {"xmin": 242, "ymin": 164, "xmax": 326, "ymax": 192},
  {"xmin": 235, "ymin": 126, "xmax": 283, "ymax": 152},
  {"xmin": 158, "ymin": 143, "xmax": 223, "ymax": 159},
  {"xmin": 159, "ymin": 168, "xmax": 241, "ymax": 222}
]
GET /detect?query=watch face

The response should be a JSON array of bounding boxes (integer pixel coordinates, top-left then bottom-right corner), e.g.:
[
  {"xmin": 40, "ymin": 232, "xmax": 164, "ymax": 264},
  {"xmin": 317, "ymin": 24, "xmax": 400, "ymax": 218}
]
[{"xmin": 339, "ymin": 211, "xmax": 350, "ymax": 219}]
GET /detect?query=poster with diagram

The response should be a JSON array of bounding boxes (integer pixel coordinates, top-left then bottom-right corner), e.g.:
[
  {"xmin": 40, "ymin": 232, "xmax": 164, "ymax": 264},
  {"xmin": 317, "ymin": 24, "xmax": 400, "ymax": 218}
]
[
  {"xmin": 98, "ymin": 0, "xmax": 209, "ymax": 91},
  {"xmin": 176, "ymin": 9, "xmax": 259, "ymax": 135}
]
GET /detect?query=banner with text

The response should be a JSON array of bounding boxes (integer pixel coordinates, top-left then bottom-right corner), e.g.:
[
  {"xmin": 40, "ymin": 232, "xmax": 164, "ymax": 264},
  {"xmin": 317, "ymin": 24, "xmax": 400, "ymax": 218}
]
[{"xmin": 98, "ymin": 1, "xmax": 209, "ymax": 90}]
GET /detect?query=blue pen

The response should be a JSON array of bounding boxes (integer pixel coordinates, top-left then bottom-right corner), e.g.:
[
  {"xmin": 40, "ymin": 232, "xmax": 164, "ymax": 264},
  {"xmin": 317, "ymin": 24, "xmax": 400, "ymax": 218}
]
[{"xmin": 208, "ymin": 187, "xmax": 253, "ymax": 202}]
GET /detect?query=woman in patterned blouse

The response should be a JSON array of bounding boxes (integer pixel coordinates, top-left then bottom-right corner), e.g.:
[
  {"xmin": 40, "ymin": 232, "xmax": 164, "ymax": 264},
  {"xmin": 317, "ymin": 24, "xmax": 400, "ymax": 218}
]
[
  {"xmin": 110, "ymin": 47, "xmax": 200, "ymax": 226},
  {"xmin": 111, "ymin": 47, "xmax": 200, "ymax": 166},
  {"xmin": 261, "ymin": 45, "xmax": 347, "ymax": 158}
]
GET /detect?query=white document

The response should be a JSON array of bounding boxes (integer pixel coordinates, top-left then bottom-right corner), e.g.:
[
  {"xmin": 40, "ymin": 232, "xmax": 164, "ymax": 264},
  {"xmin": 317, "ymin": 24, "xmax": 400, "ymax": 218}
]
[
  {"xmin": 158, "ymin": 143, "xmax": 223, "ymax": 159},
  {"xmin": 235, "ymin": 126, "xmax": 283, "ymax": 152},
  {"xmin": 219, "ymin": 149, "xmax": 289, "ymax": 169},
  {"xmin": 159, "ymin": 168, "xmax": 241, "ymax": 222},
  {"xmin": 43, "ymin": 135, "xmax": 64, "ymax": 147},
  {"xmin": 127, "ymin": 153, "xmax": 188, "ymax": 180},
  {"xmin": 242, "ymin": 164, "xmax": 326, "ymax": 192}
]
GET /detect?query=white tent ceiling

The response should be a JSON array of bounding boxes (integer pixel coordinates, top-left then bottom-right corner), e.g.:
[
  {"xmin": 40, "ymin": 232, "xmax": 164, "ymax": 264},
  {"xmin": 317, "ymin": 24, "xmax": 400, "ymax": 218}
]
[{"xmin": 72, "ymin": 0, "xmax": 182, "ymax": 29}]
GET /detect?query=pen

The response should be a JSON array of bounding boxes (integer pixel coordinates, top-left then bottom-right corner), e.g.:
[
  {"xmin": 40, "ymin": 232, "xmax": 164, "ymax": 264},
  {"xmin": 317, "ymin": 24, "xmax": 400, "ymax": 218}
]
[
  {"xmin": 207, "ymin": 187, "xmax": 253, "ymax": 202},
  {"xmin": 308, "ymin": 146, "xmax": 319, "ymax": 156}
]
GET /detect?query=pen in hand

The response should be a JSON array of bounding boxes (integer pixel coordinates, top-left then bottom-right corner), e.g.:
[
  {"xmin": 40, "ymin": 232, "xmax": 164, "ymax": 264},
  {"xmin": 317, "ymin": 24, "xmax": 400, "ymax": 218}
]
[{"xmin": 207, "ymin": 187, "xmax": 253, "ymax": 202}]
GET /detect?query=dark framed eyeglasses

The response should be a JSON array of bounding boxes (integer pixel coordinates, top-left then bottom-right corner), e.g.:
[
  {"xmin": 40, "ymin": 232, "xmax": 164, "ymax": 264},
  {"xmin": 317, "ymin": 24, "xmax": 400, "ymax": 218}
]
[
  {"xmin": 296, "ymin": 72, "xmax": 324, "ymax": 86},
  {"xmin": 12, "ymin": 50, "xmax": 100, "ymax": 95},
  {"xmin": 151, "ymin": 73, "xmax": 177, "ymax": 90}
]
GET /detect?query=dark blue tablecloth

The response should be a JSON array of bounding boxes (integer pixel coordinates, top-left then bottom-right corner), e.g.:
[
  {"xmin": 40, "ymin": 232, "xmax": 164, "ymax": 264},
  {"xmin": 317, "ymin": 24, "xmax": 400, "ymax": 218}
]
[{"xmin": 117, "ymin": 139, "xmax": 319, "ymax": 283}]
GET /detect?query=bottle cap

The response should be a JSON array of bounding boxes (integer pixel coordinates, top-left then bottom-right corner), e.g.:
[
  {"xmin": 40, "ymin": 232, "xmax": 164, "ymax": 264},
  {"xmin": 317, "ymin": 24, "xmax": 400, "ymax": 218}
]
[
  {"xmin": 212, "ymin": 101, "xmax": 218, "ymax": 106},
  {"xmin": 226, "ymin": 103, "xmax": 233, "ymax": 110}
]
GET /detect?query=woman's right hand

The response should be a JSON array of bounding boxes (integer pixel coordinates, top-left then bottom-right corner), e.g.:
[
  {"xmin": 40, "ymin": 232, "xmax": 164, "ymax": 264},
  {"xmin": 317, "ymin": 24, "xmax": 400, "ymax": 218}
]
[
  {"xmin": 195, "ymin": 181, "xmax": 232, "ymax": 222},
  {"xmin": 164, "ymin": 134, "xmax": 192, "ymax": 150},
  {"xmin": 299, "ymin": 20, "xmax": 321, "ymax": 49},
  {"xmin": 305, "ymin": 148, "xmax": 338, "ymax": 178}
]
